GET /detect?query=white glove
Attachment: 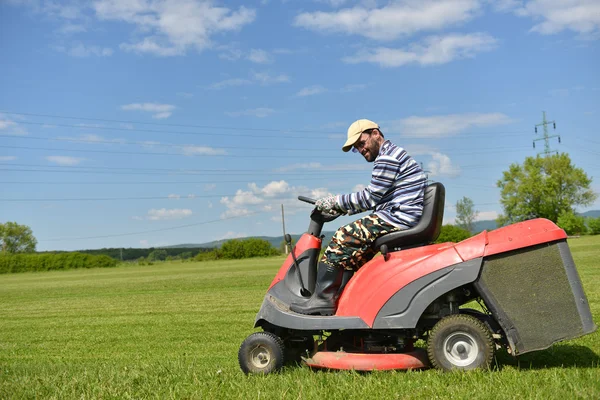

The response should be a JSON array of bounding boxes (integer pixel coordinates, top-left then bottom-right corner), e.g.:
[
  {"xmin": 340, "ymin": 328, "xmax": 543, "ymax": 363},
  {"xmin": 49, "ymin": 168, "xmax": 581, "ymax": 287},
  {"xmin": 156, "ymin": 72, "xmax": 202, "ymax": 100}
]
[{"xmin": 315, "ymin": 195, "xmax": 341, "ymax": 213}]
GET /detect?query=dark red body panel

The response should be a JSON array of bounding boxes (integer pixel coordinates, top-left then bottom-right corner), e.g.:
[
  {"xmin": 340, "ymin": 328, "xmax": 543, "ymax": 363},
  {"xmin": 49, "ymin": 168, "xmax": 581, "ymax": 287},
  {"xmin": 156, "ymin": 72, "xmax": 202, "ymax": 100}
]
[
  {"xmin": 268, "ymin": 234, "xmax": 321, "ymax": 290},
  {"xmin": 305, "ymin": 350, "xmax": 429, "ymax": 371}
]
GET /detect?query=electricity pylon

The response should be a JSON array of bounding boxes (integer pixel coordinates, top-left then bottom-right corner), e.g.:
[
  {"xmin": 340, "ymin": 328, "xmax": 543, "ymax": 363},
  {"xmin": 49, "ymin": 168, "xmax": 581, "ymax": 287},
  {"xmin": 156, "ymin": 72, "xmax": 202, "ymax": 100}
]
[{"xmin": 533, "ymin": 111, "xmax": 561, "ymax": 156}]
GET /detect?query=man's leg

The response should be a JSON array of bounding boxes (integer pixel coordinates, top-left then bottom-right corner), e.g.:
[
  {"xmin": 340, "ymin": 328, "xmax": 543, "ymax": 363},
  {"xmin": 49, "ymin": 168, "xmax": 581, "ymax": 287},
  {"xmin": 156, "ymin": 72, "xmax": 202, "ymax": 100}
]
[
  {"xmin": 290, "ymin": 214, "xmax": 400, "ymax": 315},
  {"xmin": 323, "ymin": 214, "xmax": 401, "ymax": 271}
]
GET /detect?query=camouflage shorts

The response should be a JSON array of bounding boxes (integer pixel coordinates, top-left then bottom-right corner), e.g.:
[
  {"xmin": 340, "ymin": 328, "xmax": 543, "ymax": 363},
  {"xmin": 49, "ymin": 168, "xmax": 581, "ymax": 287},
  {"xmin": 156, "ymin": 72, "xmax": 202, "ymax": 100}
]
[{"xmin": 322, "ymin": 214, "xmax": 401, "ymax": 271}]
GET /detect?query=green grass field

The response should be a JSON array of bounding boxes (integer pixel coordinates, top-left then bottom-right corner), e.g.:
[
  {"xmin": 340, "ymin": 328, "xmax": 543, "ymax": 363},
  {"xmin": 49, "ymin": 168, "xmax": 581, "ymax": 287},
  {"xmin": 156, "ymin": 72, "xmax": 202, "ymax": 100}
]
[{"xmin": 1, "ymin": 237, "xmax": 599, "ymax": 399}]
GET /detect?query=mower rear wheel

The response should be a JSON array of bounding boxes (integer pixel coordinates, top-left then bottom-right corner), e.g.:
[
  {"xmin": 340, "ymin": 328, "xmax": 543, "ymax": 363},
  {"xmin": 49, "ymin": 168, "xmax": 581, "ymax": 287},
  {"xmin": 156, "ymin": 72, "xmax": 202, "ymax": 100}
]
[
  {"xmin": 427, "ymin": 314, "xmax": 494, "ymax": 371},
  {"xmin": 238, "ymin": 332, "xmax": 285, "ymax": 375}
]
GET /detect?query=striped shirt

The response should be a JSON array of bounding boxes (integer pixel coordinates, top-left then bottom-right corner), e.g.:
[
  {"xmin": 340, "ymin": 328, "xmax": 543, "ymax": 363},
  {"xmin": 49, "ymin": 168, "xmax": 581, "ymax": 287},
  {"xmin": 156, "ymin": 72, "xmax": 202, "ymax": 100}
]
[{"xmin": 337, "ymin": 140, "xmax": 427, "ymax": 228}]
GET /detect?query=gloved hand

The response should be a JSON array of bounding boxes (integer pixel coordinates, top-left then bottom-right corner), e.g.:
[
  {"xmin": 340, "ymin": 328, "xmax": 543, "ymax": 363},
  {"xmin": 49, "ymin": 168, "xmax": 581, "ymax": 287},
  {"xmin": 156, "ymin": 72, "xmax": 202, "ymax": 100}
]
[{"xmin": 315, "ymin": 195, "xmax": 341, "ymax": 213}]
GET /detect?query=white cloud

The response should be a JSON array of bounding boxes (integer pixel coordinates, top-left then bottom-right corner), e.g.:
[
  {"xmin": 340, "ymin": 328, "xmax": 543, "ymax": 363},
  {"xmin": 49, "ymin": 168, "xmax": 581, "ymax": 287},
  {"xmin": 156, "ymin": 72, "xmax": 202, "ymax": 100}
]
[
  {"xmin": 219, "ymin": 231, "xmax": 247, "ymax": 240},
  {"xmin": 353, "ymin": 184, "xmax": 366, "ymax": 192},
  {"xmin": 498, "ymin": 0, "xmax": 600, "ymax": 37},
  {"xmin": 0, "ymin": 120, "xmax": 17, "ymax": 130},
  {"xmin": 296, "ymin": 85, "xmax": 327, "ymax": 97},
  {"xmin": 140, "ymin": 239, "xmax": 149, "ymax": 247},
  {"xmin": 252, "ymin": 180, "xmax": 290, "ymax": 197},
  {"xmin": 344, "ymin": 33, "xmax": 497, "ymax": 67},
  {"xmin": 180, "ymin": 145, "xmax": 228, "ymax": 156},
  {"xmin": 476, "ymin": 210, "xmax": 499, "ymax": 221},
  {"xmin": 177, "ymin": 92, "xmax": 194, "ymax": 98},
  {"xmin": 225, "ymin": 108, "xmax": 275, "ymax": 118},
  {"xmin": 427, "ymin": 152, "xmax": 461, "ymax": 178},
  {"xmin": 121, "ymin": 103, "xmax": 176, "ymax": 119},
  {"xmin": 391, "ymin": 112, "xmax": 513, "ymax": 138},
  {"xmin": 251, "ymin": 71, "xmax": 291, "ymax": 85},
  {"xmin": 45, "ymin": 156, "xmax": 85, "ymax": 166},
  {"xmin": 218, "ymin": 47, "xmax": 243, "ymax": 60},
  {"xmin": 310, "ymin": 187, "xmax": 332, "ymax": 199},
  {"xmin": 57, "ymin": 23, "xmax": 87, "ymax": 35},
  {"xmin": 220, "ymin": 207, "xmax": 254, "ymax": 218},
  {"xmin": 59, "ymin": 134, "xmax": 124, "ymax": 144},
  {"xmin": 247, "ymin": 49, "xmax": 273, "ymax": 64},
  {"xmin": 168, "ymin": 194, "xmax": 181, "ymax": 199},
  {"xmin": 94, "ymin": 0, "xmax": 257, "ymax": 56},
  {"xmin": 294, "ymin": 0, "xmax": 481, "ymax": 40},
  {"xmin": 63, "ymin": 43, "xmax": 113, "ymax": 57},
  {"xmin": 146, "ymin": 208, "xmax": 193, "ymax": 220},
  {"xmin": 210, "ymin": 78, "xmax": 253, "ymax": 89},
  {"xmin": 220, "ymin": 180, "xmax": 304, "ymax": 218},
  {"xmin": 0, "ymin": 156, "xmax": 17, "ymax": 161},
  {"xmin": 204, "ymin": 183, "xmax": 217, "ymax": 191},
  {"xmin": 0, "ymin": 119, "xmax": 27, "ymax": 136},
  {"xmin": 340, "ymin": 83, "xmax": 367, "ymax": 93},
  {"xmin": 210, "ymin": 71, "xmax": 289, "ymax": 90},
  {"xmin": 400, "ymin": 145, "xmax": 461, "ymax": 178}
]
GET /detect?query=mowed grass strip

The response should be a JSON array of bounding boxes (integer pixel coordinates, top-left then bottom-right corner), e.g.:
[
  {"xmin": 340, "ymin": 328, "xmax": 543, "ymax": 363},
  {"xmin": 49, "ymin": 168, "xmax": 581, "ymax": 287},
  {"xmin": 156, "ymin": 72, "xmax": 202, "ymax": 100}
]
[{"xmin": 1, "ymin": 238, "xmax": 599, "ymax": 399}]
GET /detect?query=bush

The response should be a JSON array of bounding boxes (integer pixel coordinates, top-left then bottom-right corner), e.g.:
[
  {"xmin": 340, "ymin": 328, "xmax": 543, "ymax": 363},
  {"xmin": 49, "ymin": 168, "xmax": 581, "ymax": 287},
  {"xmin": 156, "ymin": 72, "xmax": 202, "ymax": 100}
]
[
  {"xmin": 586, "ymin": 217, "xmax": 600, "ymax": 235},
  {"xmin": 148, "ymin": 249, "xmax": 168, "ymax": 261},
  {"xmin": 0, "ymin": 252, "xmax": 118, "ymax": 274},
  {"xmin": 435, "ymin": 225, "xmax": 472, "ymax": 244},
  {"xmin": 220, "ymin": 238, "xmax": 280, "ymax": 259},
  {"xmin": 557, "ymin": 210, "xmax": 587, "ymax": 236},
  {"xmin": 194, "ymin": 250, "xmax": 222, "ymax": 262}
]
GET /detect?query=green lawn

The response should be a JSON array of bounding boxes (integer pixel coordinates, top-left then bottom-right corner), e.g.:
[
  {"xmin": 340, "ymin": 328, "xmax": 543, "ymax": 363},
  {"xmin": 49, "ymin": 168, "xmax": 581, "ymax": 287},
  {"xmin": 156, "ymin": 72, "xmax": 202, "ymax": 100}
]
[{"xmin": 1, "ymin": 237, "xmax": 599, "ymax": 399}]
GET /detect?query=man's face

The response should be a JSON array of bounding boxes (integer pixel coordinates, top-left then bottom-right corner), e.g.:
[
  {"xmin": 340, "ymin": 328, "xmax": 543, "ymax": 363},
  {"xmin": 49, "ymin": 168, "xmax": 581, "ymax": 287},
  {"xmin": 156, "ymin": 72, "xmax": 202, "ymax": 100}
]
[{"xmin": 353, "ymin": 130, "xmax": 379, "ymax": 162}]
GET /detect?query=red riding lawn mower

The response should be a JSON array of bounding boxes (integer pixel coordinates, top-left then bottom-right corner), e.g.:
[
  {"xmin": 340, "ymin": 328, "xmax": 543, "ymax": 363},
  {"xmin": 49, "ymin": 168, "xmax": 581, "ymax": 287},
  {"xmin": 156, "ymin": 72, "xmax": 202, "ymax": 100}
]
[{"xmin": 238, "ymin": 183, "xmax": 597, "ymax": 373}]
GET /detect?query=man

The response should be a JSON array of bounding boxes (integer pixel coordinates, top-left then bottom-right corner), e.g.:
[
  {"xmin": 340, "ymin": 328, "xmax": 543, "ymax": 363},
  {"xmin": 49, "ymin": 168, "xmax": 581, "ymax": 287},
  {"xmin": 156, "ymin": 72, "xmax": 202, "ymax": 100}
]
[{"xmin": 290, "ymin": 119, "xmax": 427, "ymax": 315}]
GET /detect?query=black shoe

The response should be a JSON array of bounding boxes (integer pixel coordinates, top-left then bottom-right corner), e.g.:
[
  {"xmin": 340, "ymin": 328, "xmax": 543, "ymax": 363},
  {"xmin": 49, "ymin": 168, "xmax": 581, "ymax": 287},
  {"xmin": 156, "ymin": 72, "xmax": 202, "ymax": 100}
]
[{"xmin": 290, "ymin": 262, "xmax": 343, "ymax": 316}]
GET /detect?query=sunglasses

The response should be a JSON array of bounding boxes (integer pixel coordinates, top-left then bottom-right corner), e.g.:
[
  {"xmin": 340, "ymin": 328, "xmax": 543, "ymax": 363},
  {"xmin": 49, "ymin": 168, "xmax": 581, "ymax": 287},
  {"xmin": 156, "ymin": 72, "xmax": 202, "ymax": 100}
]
[{"xmin": 351, "ymin": 130, "xmax": 373, "ymax": 153}]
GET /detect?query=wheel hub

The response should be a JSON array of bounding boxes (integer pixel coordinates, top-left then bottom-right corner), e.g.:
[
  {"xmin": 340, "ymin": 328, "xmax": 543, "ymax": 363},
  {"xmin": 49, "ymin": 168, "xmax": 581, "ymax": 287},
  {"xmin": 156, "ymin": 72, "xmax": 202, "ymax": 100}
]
[
  {"xmin": 443, "ymin": 332, "xmax": 479, "ymax": 367},
  {"xmin": 250, "ymin": 345, "xmax": 271, "ymax": 369}
]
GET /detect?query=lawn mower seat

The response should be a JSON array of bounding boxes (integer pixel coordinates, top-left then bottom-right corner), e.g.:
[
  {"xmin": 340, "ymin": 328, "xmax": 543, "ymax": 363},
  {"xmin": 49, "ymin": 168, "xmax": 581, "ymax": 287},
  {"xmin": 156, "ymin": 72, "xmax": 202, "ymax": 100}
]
[{"xmin": 372, "ymin": 182, "xmax": 445, "ymax": 252}]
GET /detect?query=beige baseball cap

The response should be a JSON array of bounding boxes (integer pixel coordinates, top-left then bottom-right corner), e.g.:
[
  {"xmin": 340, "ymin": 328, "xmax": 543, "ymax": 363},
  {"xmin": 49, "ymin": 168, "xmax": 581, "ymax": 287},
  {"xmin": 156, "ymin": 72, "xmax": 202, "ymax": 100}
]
[{"xmin": 342, "ymin": 119, "xmax": 379, "ymax": 152}]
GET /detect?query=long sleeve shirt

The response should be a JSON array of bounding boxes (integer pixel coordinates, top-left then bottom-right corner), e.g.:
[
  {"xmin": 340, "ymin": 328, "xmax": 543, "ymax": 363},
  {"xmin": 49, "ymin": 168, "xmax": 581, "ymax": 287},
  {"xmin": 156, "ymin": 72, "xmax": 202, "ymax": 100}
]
[{"xmin": 337, "ymin": 140, "xmax": 427, "ymax": 228}]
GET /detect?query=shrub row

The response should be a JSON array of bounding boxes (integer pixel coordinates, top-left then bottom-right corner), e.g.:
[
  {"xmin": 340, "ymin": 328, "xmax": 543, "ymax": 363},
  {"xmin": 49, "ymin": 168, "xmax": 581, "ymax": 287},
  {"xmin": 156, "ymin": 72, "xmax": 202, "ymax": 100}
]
[
  {"xmin": 194, "ymin": 238, "xmax": 280, "ymax": 262},
  {"xmin": 0, "ymin": 252, "xmax": 118, "ymax": 274}
]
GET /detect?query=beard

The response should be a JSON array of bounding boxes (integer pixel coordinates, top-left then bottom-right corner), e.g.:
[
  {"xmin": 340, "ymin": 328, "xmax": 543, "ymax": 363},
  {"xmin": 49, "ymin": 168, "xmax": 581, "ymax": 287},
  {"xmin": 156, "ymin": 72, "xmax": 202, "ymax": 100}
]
[{"xmin": 362, "ymin": 140, "xmax": 379, "ymax": 162}]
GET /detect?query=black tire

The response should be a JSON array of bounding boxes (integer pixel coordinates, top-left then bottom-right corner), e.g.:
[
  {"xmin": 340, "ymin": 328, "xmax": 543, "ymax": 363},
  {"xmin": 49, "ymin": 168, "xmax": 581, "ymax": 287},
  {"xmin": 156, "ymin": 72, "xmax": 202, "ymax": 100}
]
[
  {"xmin": 427, "ymin": 314, "xmax": 494, "ymax": 371},
  {"xmin": 238, "ymin": 332, "xmax": 285, "ymax": 375}
]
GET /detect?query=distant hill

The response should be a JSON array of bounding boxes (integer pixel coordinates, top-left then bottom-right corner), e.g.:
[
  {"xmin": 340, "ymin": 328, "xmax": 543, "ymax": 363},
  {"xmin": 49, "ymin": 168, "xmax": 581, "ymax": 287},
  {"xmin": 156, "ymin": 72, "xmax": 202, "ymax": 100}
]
[
  {"xmin": 472, "ymin": 219, "xmax": 497, "ymax": 233},
  {"xmin": 581, "ymin": 210, "xmax": 600, "ymax": 218},
  {"xmin": 164, "ymin": 231, "xmax": 337, "ymax": 249}
]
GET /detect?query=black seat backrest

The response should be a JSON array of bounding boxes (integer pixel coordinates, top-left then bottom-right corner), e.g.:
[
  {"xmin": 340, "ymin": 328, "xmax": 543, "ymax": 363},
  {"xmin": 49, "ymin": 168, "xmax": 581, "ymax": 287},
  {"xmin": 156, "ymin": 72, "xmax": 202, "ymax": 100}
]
[{"xmin": 372, "ymin": 182, "xmax": 445, "ymax": 251}]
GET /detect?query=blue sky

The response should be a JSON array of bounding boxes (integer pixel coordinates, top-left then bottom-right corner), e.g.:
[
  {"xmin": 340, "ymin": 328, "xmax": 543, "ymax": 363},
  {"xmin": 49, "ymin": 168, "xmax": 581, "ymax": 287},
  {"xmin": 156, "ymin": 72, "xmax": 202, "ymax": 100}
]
[{"xmin": 1, "ymin": 0, "xmax": 599, "ymax": 251}]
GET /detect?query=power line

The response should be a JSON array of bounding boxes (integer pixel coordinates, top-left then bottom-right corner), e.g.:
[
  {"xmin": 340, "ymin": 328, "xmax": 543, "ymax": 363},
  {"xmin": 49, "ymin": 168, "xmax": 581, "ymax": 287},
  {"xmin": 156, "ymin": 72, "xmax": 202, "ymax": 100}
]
[
  {"xmin": 1, "ymin": 133, "xmax": 531, "ymax": 153},
  {"xmin": 0, "ymin": 167, "xmax": 372, "ymax": 176},
  {"xmin": 0, "ymin": 193, "xmax": 265, "ymax": 202},
  {"xmin": 0, "ymin": 144, "xmax": 348, "ymax": 159},
  {"xmin": 0, "ymin": 110, "xmax": 532, "ymax": 138},
  {"xmin": 38, "ymin": 211, "xmax": 265, "ymax": 242},
  {"xmin": 0, "ymin": 144, "xmax": 532, "ymax": 159}
]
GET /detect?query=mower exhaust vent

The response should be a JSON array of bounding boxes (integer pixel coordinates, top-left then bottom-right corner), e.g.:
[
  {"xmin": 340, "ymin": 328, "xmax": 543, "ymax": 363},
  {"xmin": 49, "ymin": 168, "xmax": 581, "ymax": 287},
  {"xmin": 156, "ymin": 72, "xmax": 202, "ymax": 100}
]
[{"xmin": 474, "ymin": 239, "xmax": 596, "ymax": 355}]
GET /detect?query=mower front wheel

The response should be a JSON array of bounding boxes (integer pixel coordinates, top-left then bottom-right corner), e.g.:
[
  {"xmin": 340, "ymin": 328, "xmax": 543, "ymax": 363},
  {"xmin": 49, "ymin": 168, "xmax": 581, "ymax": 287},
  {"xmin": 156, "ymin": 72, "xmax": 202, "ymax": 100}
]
[
  {"xmin": 238, "ymin": 332, "xmax": 285, "ymax": 374},
  {"xmin": 427, "ymin": 314, "xmax": 494, "ymax": 371}
]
